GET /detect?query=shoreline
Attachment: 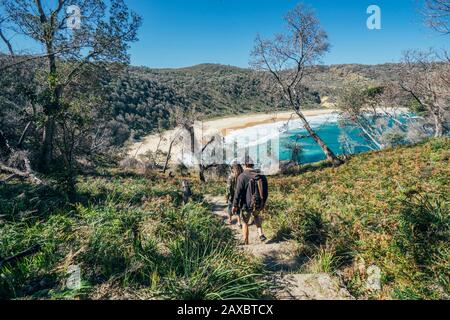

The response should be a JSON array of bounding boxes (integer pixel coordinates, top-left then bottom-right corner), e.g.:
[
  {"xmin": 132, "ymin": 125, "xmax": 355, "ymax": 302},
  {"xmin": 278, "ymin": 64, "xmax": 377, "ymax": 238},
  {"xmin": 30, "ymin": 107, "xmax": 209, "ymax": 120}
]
[
  {"xmin": 127, "ymin": 109, "xmax": 337, "ymax": 159},
  {"xmin": 204, "ymin": 109, "xmax": 338, "ymax": 136},
  {"xmin": 127, "ymin": 107, "xmax": 407, "ymax": 160}
]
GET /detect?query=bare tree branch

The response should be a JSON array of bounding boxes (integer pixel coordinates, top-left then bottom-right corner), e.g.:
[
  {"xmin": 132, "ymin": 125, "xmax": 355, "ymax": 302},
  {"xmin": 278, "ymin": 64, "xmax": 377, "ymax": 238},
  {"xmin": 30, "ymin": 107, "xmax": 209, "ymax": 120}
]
[
  {"xmin": 424, "ymin": 0, "xmax": 450, "ymax": 34},
  {"xmin": 250, "ymin": 4, "xmax": 342, "ymax": 165},
  {"xmin": 0, "ymin": 162, "xmax": 44, "ymax": 184}
]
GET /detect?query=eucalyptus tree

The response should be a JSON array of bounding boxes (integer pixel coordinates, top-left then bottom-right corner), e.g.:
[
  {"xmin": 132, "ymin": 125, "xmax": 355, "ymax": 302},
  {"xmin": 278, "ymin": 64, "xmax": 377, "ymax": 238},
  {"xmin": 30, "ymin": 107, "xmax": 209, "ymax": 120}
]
[
  {"xmin": 250, "ymin": 4, "xmax": 342, "ymax": 165},
  {"xmin": 0, "ymin": 0, "xmax": 141, "ymax": 173},
  {"xmin": 400, "ymin": 50, "xmax": 449, "ymax": 137}
]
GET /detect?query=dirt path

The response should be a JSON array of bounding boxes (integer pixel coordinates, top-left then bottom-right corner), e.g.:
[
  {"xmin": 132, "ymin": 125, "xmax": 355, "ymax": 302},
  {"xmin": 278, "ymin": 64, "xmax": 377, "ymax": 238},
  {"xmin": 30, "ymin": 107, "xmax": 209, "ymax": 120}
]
[{"xmin": 205, "ymin": 195, "xmax": 354, "ymax": 300}]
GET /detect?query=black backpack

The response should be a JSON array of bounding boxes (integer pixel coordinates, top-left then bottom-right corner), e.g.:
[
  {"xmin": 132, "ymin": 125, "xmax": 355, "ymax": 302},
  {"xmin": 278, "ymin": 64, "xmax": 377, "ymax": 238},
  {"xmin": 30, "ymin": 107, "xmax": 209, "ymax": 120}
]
[{"xmin": 246, "ymin": 173, "xmax": 266, "ymax": 212}]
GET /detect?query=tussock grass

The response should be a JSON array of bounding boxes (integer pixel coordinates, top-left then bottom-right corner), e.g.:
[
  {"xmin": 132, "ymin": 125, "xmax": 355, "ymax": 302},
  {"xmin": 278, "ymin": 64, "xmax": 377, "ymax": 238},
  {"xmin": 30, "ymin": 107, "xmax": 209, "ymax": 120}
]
[
  {"xmin": 0, "ymin": 174, "xmax": 266, "ymax": 300},
  {"xmin": 202, "ymin": 138, "xmax": 449, "ymax": 299},
  {"xmin": 264, "ymin": 138, "xmax": 449, "ymax": 299}
]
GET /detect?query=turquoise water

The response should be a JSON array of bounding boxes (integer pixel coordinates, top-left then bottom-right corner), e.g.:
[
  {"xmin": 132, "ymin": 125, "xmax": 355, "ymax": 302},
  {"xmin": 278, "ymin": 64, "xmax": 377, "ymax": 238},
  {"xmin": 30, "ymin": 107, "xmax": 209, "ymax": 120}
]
[
  {"xmin": 278, "ymin": 122, "xmax": 369, "ymax": 164},
  {"xmin": 224, "ymin": 113, "xmax": 411, "ymax": 166}
]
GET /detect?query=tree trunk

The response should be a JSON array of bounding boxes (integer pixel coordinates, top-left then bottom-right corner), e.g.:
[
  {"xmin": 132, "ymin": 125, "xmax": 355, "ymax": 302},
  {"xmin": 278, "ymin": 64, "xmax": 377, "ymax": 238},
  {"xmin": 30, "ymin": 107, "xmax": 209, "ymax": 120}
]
[
  {"xmin": 355, "ymin": 122, "xmax": 383, "ymax": 150},
  {"xmin": 163, "ymin": 137, "xmax": 177, "ymax": 173},
  {"xmin": 184, "ymin": 125, "xmax": 195, "ymax": 155},
  {"xmin": 39, "ymin": 43, "xmax": 60, "ymax": 172},
  {"xmin": 198, "ymin": 164, "xmax": 206, "ymax": 182},
  {"xmin": 433, "ymin": 111, "xmax": 444, "ymax": 137},
  {"xmin": 295, "ymin": 111, "xmax": 343, "ymax": 166},
  {"xmin": 39, "ymin": 116, "xmax": 56, "ymax": 172}
]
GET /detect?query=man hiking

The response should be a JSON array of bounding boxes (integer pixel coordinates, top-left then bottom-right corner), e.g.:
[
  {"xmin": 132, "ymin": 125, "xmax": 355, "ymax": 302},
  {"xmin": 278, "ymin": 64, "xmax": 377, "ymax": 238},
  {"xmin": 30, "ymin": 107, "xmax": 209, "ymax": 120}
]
[
  {"xmin": 226, "ymin": 162, "xmax": 243, "ymax": 227},
  {"xmin": 232, "ymin": 156, "xmax": 268, "ymax": 245}
]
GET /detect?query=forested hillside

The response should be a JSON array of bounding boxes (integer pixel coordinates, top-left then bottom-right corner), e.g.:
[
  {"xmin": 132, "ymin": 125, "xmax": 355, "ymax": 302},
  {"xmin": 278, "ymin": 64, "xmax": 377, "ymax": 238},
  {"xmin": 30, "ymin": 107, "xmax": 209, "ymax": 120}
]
[
  {"xmin": 105, "ymin": 62, "xmax": 403, "ymax": 142},
  {"xmin": 0, "ymin": 52, "xmax": 405, "ymax": 148}
]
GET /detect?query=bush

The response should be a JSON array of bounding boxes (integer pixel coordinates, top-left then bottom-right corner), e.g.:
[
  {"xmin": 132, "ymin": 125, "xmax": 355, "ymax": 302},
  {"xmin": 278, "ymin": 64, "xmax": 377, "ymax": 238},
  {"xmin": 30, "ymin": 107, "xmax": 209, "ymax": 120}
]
[{"xmin": 391, "ymin": 193, "xmax": 449, "ymax": 299}]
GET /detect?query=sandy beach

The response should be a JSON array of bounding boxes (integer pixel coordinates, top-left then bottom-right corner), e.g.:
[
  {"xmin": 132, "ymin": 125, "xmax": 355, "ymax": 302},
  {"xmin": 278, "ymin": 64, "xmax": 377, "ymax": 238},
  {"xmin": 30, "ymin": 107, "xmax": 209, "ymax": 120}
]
[
  {"xmin": 127, "ymin": 109, "xmax": 337, "ymax": 159},
  {"xmin": 203, "ymin": 109, "xmax": 338, "ymax": 136}
]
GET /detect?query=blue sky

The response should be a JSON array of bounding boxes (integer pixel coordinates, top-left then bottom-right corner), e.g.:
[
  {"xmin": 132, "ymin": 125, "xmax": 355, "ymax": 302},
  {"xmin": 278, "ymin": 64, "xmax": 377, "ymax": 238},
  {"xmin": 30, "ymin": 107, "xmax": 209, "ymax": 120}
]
[
  {"xmin": 126, "ymin": 0, "xmax": 448, "ymax": 68},
  {"xmin": 1, "ymin": 0, "xmax": 448, "ymax": 68}
]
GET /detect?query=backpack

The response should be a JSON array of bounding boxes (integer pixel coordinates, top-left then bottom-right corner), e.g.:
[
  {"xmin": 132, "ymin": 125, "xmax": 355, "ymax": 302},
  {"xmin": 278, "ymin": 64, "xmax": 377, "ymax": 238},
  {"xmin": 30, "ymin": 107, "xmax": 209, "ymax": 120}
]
[{"xmin": 246, "ymin": 173, "xmax": 266, "ymax": 212}]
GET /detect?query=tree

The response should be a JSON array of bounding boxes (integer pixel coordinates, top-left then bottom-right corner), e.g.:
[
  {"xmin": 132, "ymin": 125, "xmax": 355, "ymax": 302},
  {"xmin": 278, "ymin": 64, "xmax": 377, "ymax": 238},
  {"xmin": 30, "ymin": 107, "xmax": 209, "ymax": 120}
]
[
  {"xmin": 337, "ymin": 83, "xmax": 384, "ymax": 150},
  {"xmin": 399, "ymin": 50, "xmax": 449, "ymax": 137},
  {"xmin": 250, "ymin": 4, "xmax": 342, "ymax": 165},
  {"xmin": 424, "ymin": 0, "xmax": 450, "ymax": 34},
  {"xmin": 336, "ymin": 82, "xmax": 413, "ymax": 150},
  {"xmin": 285, "ymin": 141, "xmax": 302, "ymax": 164},
  {"xmin": 0, "ymin": 0, "xmax": 141, "ymax": 172}
]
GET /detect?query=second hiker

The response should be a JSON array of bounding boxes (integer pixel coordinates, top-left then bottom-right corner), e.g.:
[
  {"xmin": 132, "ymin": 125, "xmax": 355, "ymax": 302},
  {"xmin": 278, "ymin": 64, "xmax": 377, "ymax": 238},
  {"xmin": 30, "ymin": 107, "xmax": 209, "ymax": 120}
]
[
  {"xmin": 226, "ymin": 162, "xmax": 243, "ymax": 227},
  {"xmin": 232, "ymin": 156, "xmax": 269, "ymax": 245}
]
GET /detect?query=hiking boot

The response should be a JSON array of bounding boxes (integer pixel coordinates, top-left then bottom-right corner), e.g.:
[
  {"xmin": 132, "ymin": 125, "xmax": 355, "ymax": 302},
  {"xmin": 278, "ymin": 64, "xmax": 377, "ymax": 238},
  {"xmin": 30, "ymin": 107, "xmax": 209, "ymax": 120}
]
[{"xmin": 260, "ymin": 235, "xmax": 267, "ymax": 242}]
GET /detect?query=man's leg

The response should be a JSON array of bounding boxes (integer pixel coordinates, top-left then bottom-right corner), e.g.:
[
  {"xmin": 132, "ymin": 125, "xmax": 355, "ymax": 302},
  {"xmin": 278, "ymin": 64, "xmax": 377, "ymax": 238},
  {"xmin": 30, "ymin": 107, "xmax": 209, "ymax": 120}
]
[
  {"xmin": 254, "ymin": 214, "xmax": 266, "ymax": 240},
  {"xmin": 236, "ymin": 209, "xmax": 242, "ymax": 228},
  {"xmin": 242, "ymin": 212, "xmax": 250, "ymax": 245},
  {"xmin": 242, "ymin": 222, "xmax": 249, "ymax": 245},
  {"xmin": 227, "ymin": 203, "xmax": 233, "ymax": 223}
]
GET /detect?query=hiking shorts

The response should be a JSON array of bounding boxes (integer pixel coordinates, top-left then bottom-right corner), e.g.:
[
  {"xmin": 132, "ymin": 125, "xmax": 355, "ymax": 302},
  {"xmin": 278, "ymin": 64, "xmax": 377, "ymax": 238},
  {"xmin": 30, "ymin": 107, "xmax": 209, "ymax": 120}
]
[{"xmin": 241, "ymin": 210, "xmax": 260, "ymax": 224}]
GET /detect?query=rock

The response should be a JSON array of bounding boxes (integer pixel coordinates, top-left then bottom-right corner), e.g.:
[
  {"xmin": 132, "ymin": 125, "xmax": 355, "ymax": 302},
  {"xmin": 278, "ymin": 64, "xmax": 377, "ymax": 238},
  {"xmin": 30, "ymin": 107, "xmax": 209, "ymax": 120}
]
[{"xmin": 275, "ymin": 273, "xmax": 354, "ymax": 300}]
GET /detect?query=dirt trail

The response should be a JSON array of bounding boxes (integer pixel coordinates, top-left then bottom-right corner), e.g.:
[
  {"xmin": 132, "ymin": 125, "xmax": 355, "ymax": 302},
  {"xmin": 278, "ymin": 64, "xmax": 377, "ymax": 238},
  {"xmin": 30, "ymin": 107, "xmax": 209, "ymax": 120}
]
[{"xmin": 205, "ymin": 195, "xmax": 354, "ymax": 300}]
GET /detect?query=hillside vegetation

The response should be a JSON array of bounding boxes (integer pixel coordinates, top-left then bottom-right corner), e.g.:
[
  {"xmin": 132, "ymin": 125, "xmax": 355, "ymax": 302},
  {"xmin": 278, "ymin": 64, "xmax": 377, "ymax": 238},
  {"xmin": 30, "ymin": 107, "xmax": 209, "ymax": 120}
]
[
  {"xmin": 0, "ymin": 59, "xmax": 407, "ymax": 152},
  {"xmin": 107, "ymin": 63, "xmax": 403, "ymax": 142},
  {"xmin": 204, "ymin": 138, "xmax": 450, "ymax": 299},
  {"xmin": 0, "ymin": 172, "xmax": 267, "ymax": 299},
  {"xmin": 1, "ymin": 138, "xmax": 448, "ymax": 300}
]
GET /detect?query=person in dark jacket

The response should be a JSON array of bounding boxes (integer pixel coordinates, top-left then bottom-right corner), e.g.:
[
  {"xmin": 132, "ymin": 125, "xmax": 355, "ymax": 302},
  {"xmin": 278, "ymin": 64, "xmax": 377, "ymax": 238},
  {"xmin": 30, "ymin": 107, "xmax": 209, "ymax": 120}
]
[
  {"xmin": 226, "ymin": 162, "xmax": 243, "ymax": 227},
  {"xmin": 232, "ymin": 156, "xmax": 268, "ymax": 245}
]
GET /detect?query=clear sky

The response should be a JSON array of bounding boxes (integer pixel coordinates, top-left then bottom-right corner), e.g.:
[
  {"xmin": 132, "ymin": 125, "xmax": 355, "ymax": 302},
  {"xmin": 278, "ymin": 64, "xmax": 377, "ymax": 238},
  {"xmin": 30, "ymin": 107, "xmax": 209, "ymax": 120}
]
[
  {"xmin": 1, "ymin": 0, "xmax": 448, "ymax": 68},
  {"xmin": 126, "ymin": 0, "xmax": 448, "ymax": 68}
]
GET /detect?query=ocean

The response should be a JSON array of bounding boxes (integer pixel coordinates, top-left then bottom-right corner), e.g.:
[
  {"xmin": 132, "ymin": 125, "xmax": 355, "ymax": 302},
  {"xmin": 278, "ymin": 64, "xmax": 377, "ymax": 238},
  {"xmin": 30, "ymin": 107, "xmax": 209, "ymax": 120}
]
[{"xmin": 223, "ymin": 112, "xmax": 409, "ymax": 166}]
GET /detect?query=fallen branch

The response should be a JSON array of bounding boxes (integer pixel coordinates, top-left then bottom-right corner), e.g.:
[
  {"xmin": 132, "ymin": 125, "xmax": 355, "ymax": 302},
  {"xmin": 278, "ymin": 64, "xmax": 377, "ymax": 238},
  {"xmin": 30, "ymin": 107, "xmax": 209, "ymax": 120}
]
[
  {"xmin": 0, "ymin": 162, "xmax": 44, "ymax": 184},
  {"xmin": 17, "ymin": 121, "xmax": 32, "ymax": 149},
  {"xmin": 0, "ymin": 244, "xmax": 41, "ymax": 268}
]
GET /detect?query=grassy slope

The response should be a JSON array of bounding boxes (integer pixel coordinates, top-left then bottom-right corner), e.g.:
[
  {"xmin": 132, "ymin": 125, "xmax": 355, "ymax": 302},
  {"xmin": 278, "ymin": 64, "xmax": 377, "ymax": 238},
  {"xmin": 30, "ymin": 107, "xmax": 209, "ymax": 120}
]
[
  {"xmin": 266, "ymin": 138, "xmax": 449, "ymax": 299},
  {"xmin": 204, "ymin": 138, "xmax": 449, "ymax": 299},
  {"xmin": 1, "ymin": 138, "xmax": 448, "ymax": 300},
  {"xmin": 0, "ymin": 173, "xmax": 266, "ymax": 300}
]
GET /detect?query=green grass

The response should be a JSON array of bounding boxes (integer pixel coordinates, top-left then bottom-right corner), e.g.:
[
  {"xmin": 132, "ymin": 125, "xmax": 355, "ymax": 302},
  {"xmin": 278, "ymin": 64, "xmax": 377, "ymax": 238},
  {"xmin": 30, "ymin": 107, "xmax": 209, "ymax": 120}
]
[
  {"xmin": 1, "ymin": 138, "xmax": 448, "ymax": 300},
  {"xmin": 0, "ymin": 173, "xmax": 267, "ymax": 300},
  {"xmin": 202, "ymin": 138, "xmax": 449, "ymax": 300},
  {"xmin": 264, "ymin": 138, "xmax": 449, "ymax": 299}
]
